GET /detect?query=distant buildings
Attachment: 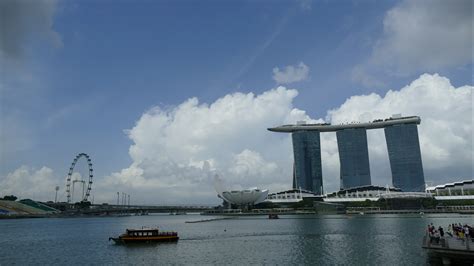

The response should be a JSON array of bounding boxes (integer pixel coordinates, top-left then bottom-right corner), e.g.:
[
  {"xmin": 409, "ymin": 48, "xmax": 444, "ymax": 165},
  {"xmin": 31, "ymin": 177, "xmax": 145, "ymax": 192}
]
[
  {"xmin": 268, "ymin": 115, "xmax": 426, "ymax": 194},
  {"xmin": 324, "ymin": 185, "xmax": 404, "ymax": 202},
  {"xmin": 265, "ymin": 189, "xmax": 320, "ymax": 204}
]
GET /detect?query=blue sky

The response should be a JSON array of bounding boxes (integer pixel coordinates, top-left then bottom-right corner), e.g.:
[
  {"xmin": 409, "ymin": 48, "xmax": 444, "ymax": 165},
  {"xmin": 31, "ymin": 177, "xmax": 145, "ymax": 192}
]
[{"xmin": 1, "ymin": 0, "xmax": 472, "ymax": 203}]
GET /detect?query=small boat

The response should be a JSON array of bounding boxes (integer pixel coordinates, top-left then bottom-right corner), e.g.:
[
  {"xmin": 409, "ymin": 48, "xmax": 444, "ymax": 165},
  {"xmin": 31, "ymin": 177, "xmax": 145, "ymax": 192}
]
[
  {"xmin": 109, "ymin": 228, "xmax": 179, "ymax": 244},
  {"xmin": 268, "ymin": 214, "xmax": 279, "ymax": 219}
]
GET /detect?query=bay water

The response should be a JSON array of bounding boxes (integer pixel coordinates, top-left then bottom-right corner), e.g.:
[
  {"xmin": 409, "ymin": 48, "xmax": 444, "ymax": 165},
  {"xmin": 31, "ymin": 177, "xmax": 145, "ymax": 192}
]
[{"xmin": 1, "ymin": 214, "xmax": 473, "ymax": 265}]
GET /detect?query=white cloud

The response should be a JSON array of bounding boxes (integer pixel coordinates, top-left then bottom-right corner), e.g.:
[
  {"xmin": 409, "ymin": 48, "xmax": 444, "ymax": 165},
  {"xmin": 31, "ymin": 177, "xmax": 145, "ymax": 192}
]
[
  {"xmin": 272, "ymin": 62, "xmax": 310, "ymax": 84},
  {"xmin": 228, "ymin": 149, "xmax": 279, "ymax": 188},
  {"xmin": 353, "ymin": 0, "xmax": 473, "ymax": 86},
  {"xmin": 0, "ymin": 166, "xmax": 60, "ymax": 202},
  {"xmin": 107, "ymin": 73, "xmax": 471, "ymax": 203},
  {"xmin": 375, "ymin": 0, "xmax": 472, "ymax": 73},
  {"xmin": 1, "ymin": 74, "xmax": 471, "ymax": 203},
  {"xmin": 102, "ymin": 87, "xmax": 315, "ymax": 204},
  {"xmin": 327, "ymin": 73, "xmax": 473, "ymax": 186}
]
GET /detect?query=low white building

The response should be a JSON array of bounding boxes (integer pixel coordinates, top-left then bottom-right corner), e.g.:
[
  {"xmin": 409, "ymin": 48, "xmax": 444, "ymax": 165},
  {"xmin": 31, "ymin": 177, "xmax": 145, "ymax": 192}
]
[
  {"xmin": 324, "ymin": 185, "xmax": 401, "ymax": 202},
  {"xmin": 265, "ymin": 189, "xmax": 320, "ymax": 204},
  {"xmin": 426, "ymin": 180, "xmax": 474, "ymax": 200},
  {"xmin": 322, "ymin": 185, "xmax": 434, "ymax": 202}
]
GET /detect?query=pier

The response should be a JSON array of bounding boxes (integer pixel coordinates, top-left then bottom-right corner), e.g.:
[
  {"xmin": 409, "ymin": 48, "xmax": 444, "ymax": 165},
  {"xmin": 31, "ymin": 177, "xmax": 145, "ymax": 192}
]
[
  {"xmin": 185, "ymin": 217, "xmax": 235, "ymax": 223},
  {"xmin": 422, "ymin": 234, "xmax": 474, "ymax": 264}
]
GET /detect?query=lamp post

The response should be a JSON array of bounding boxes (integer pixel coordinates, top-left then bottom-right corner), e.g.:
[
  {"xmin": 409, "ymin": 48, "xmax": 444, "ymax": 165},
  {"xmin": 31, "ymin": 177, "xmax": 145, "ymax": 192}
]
[{"xmin": 55, "ymin": 186, "xmax": 59, "ymax": 203}]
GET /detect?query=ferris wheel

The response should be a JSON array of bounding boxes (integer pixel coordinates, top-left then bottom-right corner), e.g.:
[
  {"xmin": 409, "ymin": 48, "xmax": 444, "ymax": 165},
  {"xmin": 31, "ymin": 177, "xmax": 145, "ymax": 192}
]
[{"xmin": 66, "ymin": 153, "xmax": 93, "ymax": 203}]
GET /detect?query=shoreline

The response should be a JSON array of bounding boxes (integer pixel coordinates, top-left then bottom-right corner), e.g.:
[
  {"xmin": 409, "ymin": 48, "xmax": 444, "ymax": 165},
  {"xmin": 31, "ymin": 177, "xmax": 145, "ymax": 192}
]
[{"xmin": 2, "ymin": 210, "xmax": 473, "ymax": 220}]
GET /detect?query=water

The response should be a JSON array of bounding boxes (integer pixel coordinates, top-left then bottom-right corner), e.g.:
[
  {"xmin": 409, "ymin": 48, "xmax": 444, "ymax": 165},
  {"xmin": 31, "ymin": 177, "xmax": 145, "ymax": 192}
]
[{"xmin": 1, "ymin": 214, "xmax": 473, "ymax": 265}]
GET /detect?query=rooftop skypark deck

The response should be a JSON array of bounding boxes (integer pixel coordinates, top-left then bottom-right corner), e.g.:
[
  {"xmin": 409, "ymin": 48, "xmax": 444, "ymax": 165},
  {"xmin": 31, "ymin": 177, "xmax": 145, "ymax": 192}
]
[{"xmin": 268, "ymin": 116, "xmax": 421, "ymax": 133}]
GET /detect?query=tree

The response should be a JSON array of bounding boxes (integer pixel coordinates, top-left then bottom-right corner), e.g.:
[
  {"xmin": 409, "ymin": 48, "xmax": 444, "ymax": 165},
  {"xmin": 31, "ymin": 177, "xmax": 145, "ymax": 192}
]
[{"xmin": 2, "ymin": 195, "xmax": 18, "ymax": 201}]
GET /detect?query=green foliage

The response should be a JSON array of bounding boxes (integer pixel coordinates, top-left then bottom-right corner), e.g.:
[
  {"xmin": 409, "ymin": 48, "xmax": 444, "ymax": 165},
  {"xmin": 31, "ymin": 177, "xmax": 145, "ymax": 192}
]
[
  {"xmin": 420, "ymin": 198, "xmax": 437, "ymax": 208},
  {"xmin": 254, "ymin": 201, "xmax": 277, "ymax": 209},
  {"xmin": 436, "ymin": 199, "xmax": 474, "ymax": 206},
  {"xmin": 2, "ymin": 195, "xmax": 17, "ymax": 201},
  {"xmin": 74, "ymin": 201, "xmax": 91, "ymax": 209}
]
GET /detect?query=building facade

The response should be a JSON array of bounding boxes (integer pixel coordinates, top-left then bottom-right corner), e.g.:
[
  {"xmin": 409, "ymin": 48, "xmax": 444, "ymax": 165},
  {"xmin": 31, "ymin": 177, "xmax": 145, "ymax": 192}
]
[
  {"xmin": 269, "ymin": 116, "xmax": 425, "ymax": 194},
  {"xmin": 384, "ymin": 123, "xmax": 425, "ymax": 192},
  {"xmin": 336, "ymin": 128, "xmax": 371, "ymax": 189},
  {"xmin": 426, "ymin": 180, "xmax": 474, "ymax": 196},
  {"xmin": 292, "ymin": 131, "xmax": 323, "ymax": 195}
]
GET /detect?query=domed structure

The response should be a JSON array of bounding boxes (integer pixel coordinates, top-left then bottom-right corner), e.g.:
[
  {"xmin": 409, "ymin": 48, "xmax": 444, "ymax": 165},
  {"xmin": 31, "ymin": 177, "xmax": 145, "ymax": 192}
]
[
  {"xmin": 214, "ymin": 175, "xmax": 268, "ymax": 205},
  {"xmin": 219, "ymin": 189, "xmax": 269, "ymax": 205}
]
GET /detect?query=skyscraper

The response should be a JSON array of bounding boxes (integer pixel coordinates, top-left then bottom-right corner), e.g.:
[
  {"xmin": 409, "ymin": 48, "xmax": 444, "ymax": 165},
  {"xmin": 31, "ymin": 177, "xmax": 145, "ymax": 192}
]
[
  {"xmin": 292, "ymin": 131, "xmax": 323, "ymax": 194},
  {"xmin": 269, "ymin": 115, "xmax": 424, "ymax": 194},
  {"xmin": 385, "ymin": 123, "xmax": 425, "ymax": 192},
  {"xmin": 336, "ymin": 128, "xmax": 371, "ymax": 189}
]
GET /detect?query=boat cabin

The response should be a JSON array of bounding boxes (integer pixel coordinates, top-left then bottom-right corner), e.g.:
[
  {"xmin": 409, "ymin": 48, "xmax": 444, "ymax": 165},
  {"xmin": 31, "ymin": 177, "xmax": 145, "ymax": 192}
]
[{"xmin": 126, "ymin": 229, "xmax": 160, "ymax": 237}]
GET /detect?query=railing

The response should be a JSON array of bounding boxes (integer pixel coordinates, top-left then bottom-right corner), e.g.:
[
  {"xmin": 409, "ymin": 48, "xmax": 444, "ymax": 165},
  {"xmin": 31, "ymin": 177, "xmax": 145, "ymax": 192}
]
[
  {"xmin": 424, "ymin": 233, "xmax": 472, "ymax": 251},
  {"xmin": 436, "ymin": 205, "xmax": 474, "ymax": 211}
]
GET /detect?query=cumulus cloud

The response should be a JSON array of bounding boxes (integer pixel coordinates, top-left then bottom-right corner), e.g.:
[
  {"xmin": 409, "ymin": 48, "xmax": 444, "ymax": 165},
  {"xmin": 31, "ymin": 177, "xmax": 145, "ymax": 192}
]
[
  {"xmin": 327, "ymin": 73, "xmax": 472, "ymax": 187},
  {"xmin": 377, "ymin": 0, "xmax": 472, "ymax": 72},
  {"xmin": 272, "ymin": 62, "xmax": 310, "ymax": 84},
  {"xmin": 353, "ymin": 0, "xmax": 473, "ymax": 86},
  {"xmin": 0, "ymin": 166, "xmax": 61, "ymax": 202},
  {"xmin": 106, "ymin": 73, "xmax": 471, "ymax": 203},
  {"xmin": 0, "ymin": 0, "xmax": 62, "ymax": 60},
  {"xmin": 101, "ymin": 87, "xmax": 315, "ymax": 204},
  {"xmin": 1, "ymin": 74, "xmax": 471, "ymax": 203}
]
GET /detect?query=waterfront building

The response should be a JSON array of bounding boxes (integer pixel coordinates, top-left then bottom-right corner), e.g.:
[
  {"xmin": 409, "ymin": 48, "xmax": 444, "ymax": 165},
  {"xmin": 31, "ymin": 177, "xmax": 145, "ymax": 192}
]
[
  {"xmin": 292, "ymin": 131, "xmax": 323, "ymax": 195},
  {"xmin": 265, "ymin": 189, "xmax": 320, "ymax": 204},
  {"xmin": 214, "ymin": 175, "xmax": 268, "ymax": 205},
  {"xmin": 268, "ymin": 115, "xmax": 425, "ymax": 193},
  {"xmin": 385, "ymin": 123, "xmax": 425, "ymax": 192},
  {"xmin": 217, "ymin": 189, "xmax": 269, "ymax": 205},
  {"xmin": 336, "ymin": 128, "xmax": 371, "ymax": 189},
  {"xmin": 324, "ymin": 185, "xmax": 431, "ymax": 203},
  {"xmin": 426, "ymin": 180, "xmax": 474, "ymax": 196},
  {"xmin": 324, "ymin": 185, "xmax": 401, "ymax": 202}
]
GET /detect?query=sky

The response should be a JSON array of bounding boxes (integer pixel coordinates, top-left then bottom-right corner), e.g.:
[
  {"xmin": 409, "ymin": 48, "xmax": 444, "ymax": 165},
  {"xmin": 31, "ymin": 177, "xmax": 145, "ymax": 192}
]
[{"xmin": 0, "ymin": 0, "xmax": 472, "ymax": 205}]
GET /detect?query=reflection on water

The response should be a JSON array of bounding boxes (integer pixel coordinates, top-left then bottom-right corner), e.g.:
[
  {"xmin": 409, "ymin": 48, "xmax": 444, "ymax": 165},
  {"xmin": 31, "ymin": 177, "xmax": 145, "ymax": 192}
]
[{"xmin": 1, "ymin": 214, "xmax": 472, "ymax": 265}]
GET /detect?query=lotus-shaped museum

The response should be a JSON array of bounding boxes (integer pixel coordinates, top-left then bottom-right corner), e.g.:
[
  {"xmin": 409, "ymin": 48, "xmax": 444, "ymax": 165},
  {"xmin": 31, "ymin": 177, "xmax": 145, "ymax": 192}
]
[{"xmin": 214, "ymin": 175, "xmax": 268, "ymax": 205}]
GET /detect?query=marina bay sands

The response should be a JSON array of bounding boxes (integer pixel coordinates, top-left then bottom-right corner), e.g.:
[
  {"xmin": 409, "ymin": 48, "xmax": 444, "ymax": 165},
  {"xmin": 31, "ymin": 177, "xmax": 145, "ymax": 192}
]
[{"xmin": 268, "ymin": 115, "xmax": 425, "ymax": 194}]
